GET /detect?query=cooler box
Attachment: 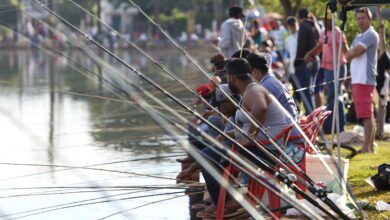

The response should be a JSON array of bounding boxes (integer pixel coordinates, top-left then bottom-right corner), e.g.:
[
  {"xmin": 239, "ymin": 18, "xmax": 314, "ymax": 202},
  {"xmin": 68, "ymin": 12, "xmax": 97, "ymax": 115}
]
[{"xmin": 306, "ymin": 154, "xmax": 349, "ymax": 196}]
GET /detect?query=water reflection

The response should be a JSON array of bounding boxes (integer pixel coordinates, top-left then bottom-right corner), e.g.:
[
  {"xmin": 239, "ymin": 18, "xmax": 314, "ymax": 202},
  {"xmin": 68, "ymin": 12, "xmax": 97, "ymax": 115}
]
[{"xmin": 0, "ymin": 47, "xmax": 213, "ymax": 219}]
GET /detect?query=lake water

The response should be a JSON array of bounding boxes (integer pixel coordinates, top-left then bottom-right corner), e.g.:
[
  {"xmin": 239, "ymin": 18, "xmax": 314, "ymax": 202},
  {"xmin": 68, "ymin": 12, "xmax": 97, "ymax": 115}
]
[{"xmin": 0, "ymin": 47, "xmax": 214, "ymax": 220}]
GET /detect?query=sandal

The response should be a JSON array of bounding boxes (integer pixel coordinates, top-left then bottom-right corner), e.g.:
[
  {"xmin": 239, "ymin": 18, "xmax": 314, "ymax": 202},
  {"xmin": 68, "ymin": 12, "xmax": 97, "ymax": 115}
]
[
  {"xmin": 191, "ymin": 200, "xmax": 212, "ymax": 211},
  {"xmin": 196, "ymin": 205, "xmax": 217, "ymax": 218}
]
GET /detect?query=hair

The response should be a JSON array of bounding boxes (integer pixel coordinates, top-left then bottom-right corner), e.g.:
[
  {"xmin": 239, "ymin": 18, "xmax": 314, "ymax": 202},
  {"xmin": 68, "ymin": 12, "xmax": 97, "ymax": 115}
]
[
  {"xmin": 308, "ymin": 12, "xmax": 317, "ymax": 22},
  {"xmin": 210, "ymin": 53, "xmax": 226, "ymax": 70},
  {"xmin": 247, "ymin": 53, "xmax": 269, "ymax": 74},
  {"xmin": 229, "ymin": 6, "xmax": 243, "ymax": 18},
  {"xmin": 226, "ymin": 58, "xmax": 252, "ymax": 81},
  {"xmin": 231, "ymin": 48, "xmax": 251, "ymax": 59},
  {"xmin": 298, "ymin": 8, "xmax": 309, "ymax": 19},
  {"xmin": 286, "ymin": 16, "xmax": 297, "ymax": 25},
  {"xmin": 355, "ymin": 7, "xmax": 372, "ymax": 20}
]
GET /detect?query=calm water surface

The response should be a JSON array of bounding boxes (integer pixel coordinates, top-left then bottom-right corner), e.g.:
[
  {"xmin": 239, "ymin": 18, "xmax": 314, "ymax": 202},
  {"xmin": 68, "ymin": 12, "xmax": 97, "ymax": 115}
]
[{"xmin": 0, "ymin": 47, "xmax": 213, "ymax": 219}]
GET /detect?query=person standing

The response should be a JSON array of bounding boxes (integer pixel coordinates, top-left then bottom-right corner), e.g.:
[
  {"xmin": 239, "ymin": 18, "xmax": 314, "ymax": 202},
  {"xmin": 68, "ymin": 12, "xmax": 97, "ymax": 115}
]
[
  {"xmin": 375, "ymin": 6, "xmax": 390, "ymax": 140},
  {"xmin": 218, "ymin": 6, "xmax": 246, "ymax": 58},
  {"xmin": 347, "ymin": 7, "xmax": 379, "ymax": 154},
  {"xmin": 304, "ymin": 11, "xmax": 349, "ymax": 134},
  {"xmin": 285, "ymin": 16, "xmax": 299, "ymax": 106},
  {"xmin": 294, "ymin": 8, "xmax": 320, "ymax": 115}
]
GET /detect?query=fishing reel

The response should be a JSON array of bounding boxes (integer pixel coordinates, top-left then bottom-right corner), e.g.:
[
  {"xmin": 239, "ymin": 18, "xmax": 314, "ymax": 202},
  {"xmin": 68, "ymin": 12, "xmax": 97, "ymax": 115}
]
[{"xmin": 312, "ymin": 183, "xmax": 333, "ymax": 199}]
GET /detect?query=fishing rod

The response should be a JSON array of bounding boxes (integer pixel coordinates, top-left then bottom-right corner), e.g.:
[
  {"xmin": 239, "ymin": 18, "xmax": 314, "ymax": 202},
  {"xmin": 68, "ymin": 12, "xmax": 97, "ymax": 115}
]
[
  {"xmin": 86, "ymin": 41, "xmax": 325, "ymax": 220},
  {"xmin": 65, "ymin": 0, "xmax": 330, "ymax": 196},
  {"xmin": 67, "ymin": 2, "xmax": 354, "ymax": 218},
  {"xmin": 53, "ymin": 15, "xmax": 324, "ymax": 218},
  {"xmin": 3, "ymin": 21, "xmax": 330, "ymax": 220},
  {"xmin": 0, "ymin": 16, "xmax": 284, "ymax": 219},
  {"xmin": 34, "ymin": 1, "xmax": 323, "ymax": 202},
  {"xmin": 22, "ymin": 2, "xmax": 344, "ymax": 217},
  {"xmin": 32, "ymin": 3, "xmax": 348, "ymax": 218},
  {"xmin": 121, "ymin": 0, "xmax": 346, "ymax": 195},
  {"xmin": 248, "ymin": 1, "xmax": 361, "ymax": 214},
  {"xmin": 0, "ymin": 19, "xmax": 201, "ymax": 185}
]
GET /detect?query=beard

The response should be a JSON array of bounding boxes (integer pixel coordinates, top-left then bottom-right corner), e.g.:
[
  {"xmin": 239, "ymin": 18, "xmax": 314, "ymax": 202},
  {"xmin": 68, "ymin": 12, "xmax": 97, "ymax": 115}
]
[{"xmin": 228, "ymin": 82, "xmax": 239, "ymax": 95}]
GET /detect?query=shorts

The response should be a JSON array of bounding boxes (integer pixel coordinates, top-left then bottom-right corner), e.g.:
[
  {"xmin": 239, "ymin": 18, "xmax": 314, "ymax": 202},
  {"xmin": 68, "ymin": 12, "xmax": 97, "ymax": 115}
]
[{"xmin": 352, "ymin": 84, "xmax": 375, "ymax": 119}]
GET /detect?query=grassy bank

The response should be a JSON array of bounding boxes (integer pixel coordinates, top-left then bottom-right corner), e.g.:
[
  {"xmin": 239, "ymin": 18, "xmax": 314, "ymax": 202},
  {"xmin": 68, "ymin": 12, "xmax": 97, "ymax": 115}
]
[{"xmin": 347, "ymin": 138, "xmax": 390, "ymax": 219}]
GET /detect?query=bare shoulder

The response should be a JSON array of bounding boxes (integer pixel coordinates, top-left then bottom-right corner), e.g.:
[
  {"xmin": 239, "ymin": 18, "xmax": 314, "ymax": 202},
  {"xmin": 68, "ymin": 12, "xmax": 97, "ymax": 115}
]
[{"xmin": 243, "ymin": 84, "xmax": 269, "ymax": 104}]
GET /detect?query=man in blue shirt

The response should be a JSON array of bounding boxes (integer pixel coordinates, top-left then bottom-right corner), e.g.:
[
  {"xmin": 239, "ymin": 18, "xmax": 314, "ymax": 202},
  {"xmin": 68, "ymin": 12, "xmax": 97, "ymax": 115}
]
[{"xmin": 247, "ymin": 52, "xmax": 300, "ymax": 122}]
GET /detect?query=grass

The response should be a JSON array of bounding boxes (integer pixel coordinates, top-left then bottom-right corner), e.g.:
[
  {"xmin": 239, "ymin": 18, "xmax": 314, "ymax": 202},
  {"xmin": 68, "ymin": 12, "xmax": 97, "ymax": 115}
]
[{"xmin": 338, "ymin": 125, "xmax": 390, "ymax": 219}]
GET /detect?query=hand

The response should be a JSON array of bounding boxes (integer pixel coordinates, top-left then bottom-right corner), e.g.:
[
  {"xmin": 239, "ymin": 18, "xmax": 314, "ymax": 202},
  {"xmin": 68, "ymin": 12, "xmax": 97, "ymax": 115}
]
[
  {"xmin": 238, "ymin": 137, "xmax": 251, "ymax": 147},
  {"xmin": 216, "ymin": 135, "xmax": 224, "ymax": 142},
  {"xmin": 176, "ymin": 169, "xmax": 190, "ymax": 183},
  {"xmin": 346, "ymin": 52, "xmax": 352, "ymax": 63},
  {"xmin": 304, "ymin": 54, "xmax": 314, "ymax": 63}
]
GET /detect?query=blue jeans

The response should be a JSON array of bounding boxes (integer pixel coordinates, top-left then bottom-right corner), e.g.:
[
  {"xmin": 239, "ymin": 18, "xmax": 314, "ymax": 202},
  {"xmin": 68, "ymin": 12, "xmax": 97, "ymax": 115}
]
[
  {"xmin": 323, "ymin": 65, "xmax": 346, "ymax": 133},
  {"xmin": 199, "ymin": 146, "xmax": 225, "ymax": 204},
  {"xmin": 294, "ymin": 61, "xmax": 319, "ymax": 115}
]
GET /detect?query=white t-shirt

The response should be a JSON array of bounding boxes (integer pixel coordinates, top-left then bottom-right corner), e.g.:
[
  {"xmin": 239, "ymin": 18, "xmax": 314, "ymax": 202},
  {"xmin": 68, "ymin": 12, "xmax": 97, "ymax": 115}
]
[
  {"xmin": 351, "ymin": 26, "xmax": 379, "ymax": 85},
  {"xmin": 285, "ymin": 32, "xmax": 298, "ymax": 74}
]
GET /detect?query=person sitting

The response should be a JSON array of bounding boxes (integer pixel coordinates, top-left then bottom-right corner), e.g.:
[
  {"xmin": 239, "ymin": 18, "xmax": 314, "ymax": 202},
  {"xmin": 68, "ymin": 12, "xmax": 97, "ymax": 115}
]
[
  {"xmin": 210, "ymin": 53, "xmax": 227, "ymax": 83},
  {"xmin": 247, "ymin": 52, "xmax": 299, "ymax": 122},
  {"xmin": 176, "ymin": 84, "xmax": 240, "ymax": 216},
  {"xmin": 196, "ymin": 59, "xmax": 294, "ymax": 218}
]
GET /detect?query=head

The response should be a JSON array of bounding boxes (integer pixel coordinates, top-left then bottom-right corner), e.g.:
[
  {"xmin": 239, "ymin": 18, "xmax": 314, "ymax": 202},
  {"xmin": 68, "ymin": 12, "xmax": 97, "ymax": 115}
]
[
  {"xmin": 196, "ymin": 84, "xmax": 212, "ymax": 99},
  {"xmin": 231, "ymin": 48, "xmax": 251, "ymax": 59},
  {"xmin": 247, "ymin": 53, "xmax": 269, "ymax": 82},
  {"xmin": 273, "ymin": 20, "xmax": 281, "ymax": 30},
  {"xmin": 258, "ymin": 39, "xmax": 273, "ymax": 53},
  {"xmin": 229, "ymin": 6, "xmax": 245, "ymax": 19},
  {"xmin": 215, "ymin": 84, "xmax": 240, "ymax": 116},
  {"xmin": 252, "ymin": 20, "xmax": 259, "ymax": 28},
  {"xmin": 226, "ymin": 58, "xmax": 253, "ymax": 94},
  {"xmin": 355, "ymin": 7, "xmax": 372, "ymax": 32},
  {"xmin": 298, "ymin": 8, "xmax": 309, "ymax": 23},
  {"xmin": 210, "ymin": 53, "xmax": 226, "ymax": 71},
  {"xmin": 286, "ymin": 16, "xmax": 298, "ymax": 33}
]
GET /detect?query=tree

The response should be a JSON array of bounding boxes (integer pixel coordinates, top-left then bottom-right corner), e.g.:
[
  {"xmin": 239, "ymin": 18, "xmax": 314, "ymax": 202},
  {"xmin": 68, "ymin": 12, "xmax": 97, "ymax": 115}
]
[{"xmin": 280, "ymin": 0, "xmax": 302, "ymax": 17}]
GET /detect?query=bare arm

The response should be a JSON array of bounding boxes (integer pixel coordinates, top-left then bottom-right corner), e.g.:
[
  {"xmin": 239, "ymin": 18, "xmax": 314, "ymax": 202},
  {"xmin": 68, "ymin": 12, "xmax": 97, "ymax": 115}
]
[
  {"xmin": 243, "ymin": 88, "xmax": 268, "ymax": 138},
  {"xmin": 346, "ymin": 44, "xmax": 366, "ymax": 63},
  {"xmin": 304, "ymin": 42, "xmax": 322, "ymax": 62}
]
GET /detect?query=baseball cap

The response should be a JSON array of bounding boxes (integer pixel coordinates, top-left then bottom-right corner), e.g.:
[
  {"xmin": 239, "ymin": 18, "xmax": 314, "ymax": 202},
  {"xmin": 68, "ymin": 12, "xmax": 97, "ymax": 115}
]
[{"xmin": 196, "ymin": 84, "xmax": 212, "ymax": 98}]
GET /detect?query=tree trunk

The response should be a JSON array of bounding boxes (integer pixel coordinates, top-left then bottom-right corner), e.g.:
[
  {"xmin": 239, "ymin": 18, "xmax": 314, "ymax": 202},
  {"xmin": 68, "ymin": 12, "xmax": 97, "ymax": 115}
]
[
  {"xmin": 376, "ymin": 6, "xmax": 386, "ymax": 56},
  {"xmin": 280, "ymin": 0, "xmax": 302, "ymax": 17}
]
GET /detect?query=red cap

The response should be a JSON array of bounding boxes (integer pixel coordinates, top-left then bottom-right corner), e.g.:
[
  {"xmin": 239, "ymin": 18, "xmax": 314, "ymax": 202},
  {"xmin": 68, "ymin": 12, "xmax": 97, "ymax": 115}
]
[{"xmin": 196, "ymin": 84, "xmax": 212, "ymax": 98}]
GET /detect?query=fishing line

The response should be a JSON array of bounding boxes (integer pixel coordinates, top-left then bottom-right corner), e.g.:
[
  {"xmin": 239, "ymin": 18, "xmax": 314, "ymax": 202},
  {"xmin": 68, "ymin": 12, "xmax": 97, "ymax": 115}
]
[
  {"xmin": 66, "ymin": 0, "xmax": 321, "ymax": 192},
  {"xmin": 119, "ymin": 1, "xmax": 351, "ymax": 217},
  {"xmin": 0, "ymin": 154, "xmax": 187, "ymax": 182},
  {"xmin": 12, "ymin": 2, "xmax": 340, "ymax": 218},
  {"xmin": 0, "ymin": 188, "xmax": 147, "ymax": 199},
  {"xmin": 248, "ymin": 1, "xmax": 360, "ymax": 213},
  {"xmin": 119, "ymin": 0, "xmax": 342, "ymax": 197},
  {"xmin": 97, "ymin": 189, "xmax": 205, "ymax": 220},
  {"xmin": 0, "ymin": 162, "xmax": 178, "ymax": 181},
  {"xmin": 3, "ymin": 190, "xmax": 188, "ymax": 220},
  {"xmin": 33, "ymin": 3, "xmax": 341, "ymax": 218}
]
